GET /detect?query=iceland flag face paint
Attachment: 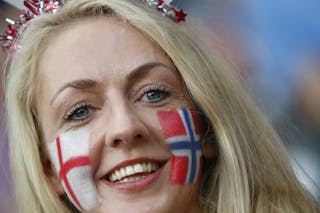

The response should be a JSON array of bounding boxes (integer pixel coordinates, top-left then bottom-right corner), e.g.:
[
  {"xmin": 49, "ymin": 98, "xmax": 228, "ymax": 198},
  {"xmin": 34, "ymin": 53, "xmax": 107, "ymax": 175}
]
[
  {"xmin": 48, "ymin": 128, "xmax": 100, "ymax": 212},
  {"xmin": 157, "ymin": 108, "xmax": 202, "ymax": 185}
]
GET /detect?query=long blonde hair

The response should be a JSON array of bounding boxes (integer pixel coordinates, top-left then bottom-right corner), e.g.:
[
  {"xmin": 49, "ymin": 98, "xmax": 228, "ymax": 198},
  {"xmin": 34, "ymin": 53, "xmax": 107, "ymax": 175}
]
[{"xmin": 4, "ymin": 0, "xmax": 319, "ymax": 212}]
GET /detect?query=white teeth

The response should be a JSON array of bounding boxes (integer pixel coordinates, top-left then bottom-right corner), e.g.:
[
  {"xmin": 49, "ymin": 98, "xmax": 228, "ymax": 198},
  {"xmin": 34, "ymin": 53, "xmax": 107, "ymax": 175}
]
[
  {"xmin": 108, "ymin": 162, "xmax": 160, "ymax": 182},
  {"xmin": 125, "ymin": 165, "xmax": 134, "ymax": 176},
  {"xmin": 119, "ymin": 176, "xmax": 146, "ymax": 183},
  {"xmin": 142, "ymin": 163, "xmax": 147, "ymax": 171},
  {"xmin": 111, "ymin": 173, "xmax": 116, "ymax": 182},
  {"xmin": 147, "ymin": 162, "xmax": 152, "ymax": 172},
  {"xmin": 134, "ymin": 163, "xmax": 143, "ymax": 173},
  {"xmin": 120, "ymin": 168, "xmax": 126, "ymax": 177},
  {"xmin": 115, "ymin": 170, "xmax": 121, "ymax": 180},
  {"xmin": 153, "ymin": 163, "xmax": 158, "ymax": 170}
]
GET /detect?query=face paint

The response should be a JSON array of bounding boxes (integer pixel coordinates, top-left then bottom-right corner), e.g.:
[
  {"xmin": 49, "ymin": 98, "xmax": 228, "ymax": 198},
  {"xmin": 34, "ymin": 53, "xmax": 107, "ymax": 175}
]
[
  {"xmin": 48, "ymin": 128, "xmax": 100, "ymax": 212},
  {"xmin": 157, "ymin": 108, "xmax": 202, "ymax": 185}
]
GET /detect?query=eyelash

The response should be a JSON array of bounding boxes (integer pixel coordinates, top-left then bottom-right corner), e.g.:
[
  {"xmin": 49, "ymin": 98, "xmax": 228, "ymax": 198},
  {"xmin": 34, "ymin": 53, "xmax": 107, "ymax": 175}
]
[
  {"xmin": 63, "ymin": 102, "xmax": 93, "ymax": 122},
  {"xmin": 138, "ymin": 85, "xmax": 171, "ymax": 104},
  {"xmin": 62, "ymin": 85, "xmax": 170, "ymax": 123}
]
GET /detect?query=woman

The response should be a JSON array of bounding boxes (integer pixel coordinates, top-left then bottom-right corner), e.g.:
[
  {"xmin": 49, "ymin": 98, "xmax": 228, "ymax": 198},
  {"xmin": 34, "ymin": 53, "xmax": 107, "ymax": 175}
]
[{"xmin": 4, "ymin": 0, "xmax": 319, "ymax": 212}]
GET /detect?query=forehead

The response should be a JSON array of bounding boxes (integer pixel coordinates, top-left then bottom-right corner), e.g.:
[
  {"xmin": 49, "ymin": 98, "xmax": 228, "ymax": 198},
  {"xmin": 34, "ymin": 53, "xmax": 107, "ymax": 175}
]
[{"xmin": 37, "ymin": 17, "xmax": 173, "ymax": 94}]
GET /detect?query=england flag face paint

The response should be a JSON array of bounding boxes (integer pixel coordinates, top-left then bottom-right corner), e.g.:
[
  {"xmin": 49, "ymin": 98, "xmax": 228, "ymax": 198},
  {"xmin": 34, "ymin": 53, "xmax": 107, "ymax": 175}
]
[
  {"xmin": 48, "ymin": 128, "xmax": 100, "ymax": 212},
  {"xmin": 157, "ymin": 108, "xmax": 202, "ymax": 185}
]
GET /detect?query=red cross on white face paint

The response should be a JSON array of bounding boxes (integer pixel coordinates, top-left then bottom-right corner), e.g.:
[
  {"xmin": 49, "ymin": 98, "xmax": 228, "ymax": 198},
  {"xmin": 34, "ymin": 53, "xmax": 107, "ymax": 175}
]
[{"xmin": 48, "ymin": 128, "xmax": 100, "ymax": 212}]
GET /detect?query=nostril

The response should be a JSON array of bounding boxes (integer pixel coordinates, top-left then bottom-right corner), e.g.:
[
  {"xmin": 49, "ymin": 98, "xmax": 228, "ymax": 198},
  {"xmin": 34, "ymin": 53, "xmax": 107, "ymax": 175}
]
[
  {"xmin": 111, "ymin": 133, "xmax": 145, "ymax": 147},
  {"xmin": 113, "ymin": 139, "xmax": 122, "ymax": 146},
  {"xmin": 106, "ymin": 114, "xmax": 150, "ymax": 147},
  {"xmin": 136, "ymin": 134, "xmax": 144, "ymax": 139}
]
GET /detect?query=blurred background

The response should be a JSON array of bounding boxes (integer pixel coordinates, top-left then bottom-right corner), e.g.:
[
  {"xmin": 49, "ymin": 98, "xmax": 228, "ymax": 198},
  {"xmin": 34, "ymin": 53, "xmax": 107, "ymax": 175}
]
[
  {"xmin": 1, "ymin": 0, "xmax": 319, "ymax": 211},
  {"xmin": 1, "ymin": 1, "xmax": 20, "ymax": 212}
]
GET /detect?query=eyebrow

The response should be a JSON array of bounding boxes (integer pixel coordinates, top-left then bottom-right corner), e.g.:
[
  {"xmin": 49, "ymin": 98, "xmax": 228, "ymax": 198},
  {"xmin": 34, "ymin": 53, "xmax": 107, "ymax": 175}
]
[
  {"xmin": 50, "ymin": 79, "xmax": 97, "ymax": 105},
  {"xmin": 50, "ymin": 62, "xmax": 171, "ymax": 105},
  {"xmin": 126, "ymin": 62, "xmax": 171, "ymax": 82}
]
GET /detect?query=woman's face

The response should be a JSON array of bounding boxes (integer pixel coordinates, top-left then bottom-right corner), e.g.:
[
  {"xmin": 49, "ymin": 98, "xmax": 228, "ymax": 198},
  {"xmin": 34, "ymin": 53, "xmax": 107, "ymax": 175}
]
[{"xmin": 37, "ymin": 18, "xmax": 201, "ymax": 213}]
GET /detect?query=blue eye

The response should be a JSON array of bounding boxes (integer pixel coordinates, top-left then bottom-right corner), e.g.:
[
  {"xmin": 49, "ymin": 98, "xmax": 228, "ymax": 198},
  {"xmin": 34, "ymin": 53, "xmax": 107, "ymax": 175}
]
[
  {"xmin": 145, "ymin": 90, "xmax": 162, "ymax": 102},
  {"xmin": 140, "ymin": 86, "xmax": 170, "ymax": 103},
  {"xmin": 64, "ymin": 103, "xmax": 92, "ymax": 122}
]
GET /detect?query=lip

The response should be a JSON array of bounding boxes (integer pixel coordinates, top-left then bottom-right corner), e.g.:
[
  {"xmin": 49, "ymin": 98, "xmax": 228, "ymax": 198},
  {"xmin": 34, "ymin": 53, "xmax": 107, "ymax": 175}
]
[{"xmin": 100, "ymin": 158, "xmax": 167, "ymax": 192}]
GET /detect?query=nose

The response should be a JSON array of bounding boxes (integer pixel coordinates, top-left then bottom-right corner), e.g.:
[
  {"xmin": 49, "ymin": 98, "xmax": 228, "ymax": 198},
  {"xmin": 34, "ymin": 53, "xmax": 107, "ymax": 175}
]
[
  {"xmin": 90, "ymin": 99, "xmax": 151, "ymax": 177},
  {"xmin": 104, "ymin": 104, "xmax": 150, "ymax": 148}
]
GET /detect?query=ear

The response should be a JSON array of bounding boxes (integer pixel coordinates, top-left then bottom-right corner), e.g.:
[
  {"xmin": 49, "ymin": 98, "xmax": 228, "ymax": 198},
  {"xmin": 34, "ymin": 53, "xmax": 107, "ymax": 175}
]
[
  {"xmin": 200, "ymin": 127, "xmax": 218, "ymax": 159},
  {"xmin": 198, "ymin": 113, "xmax": 218, "ymax": 159},
  {"xmin": 202, "ymin": 141, "xmax": 218, "ymax": 159},
  {"xmin": 43, "ymin": 158, "xmax": 65, "ymax": 195},
  {"xmin": 48, "ymin": 175, "xmax": 65, "ymax": 195}
]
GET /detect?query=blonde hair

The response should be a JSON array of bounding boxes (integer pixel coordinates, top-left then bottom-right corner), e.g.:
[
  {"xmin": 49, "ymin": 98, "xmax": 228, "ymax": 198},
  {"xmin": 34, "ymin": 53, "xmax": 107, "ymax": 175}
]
[{"xmin": 4, "ymin": 0, "xmax": 319, "ymax": 212}]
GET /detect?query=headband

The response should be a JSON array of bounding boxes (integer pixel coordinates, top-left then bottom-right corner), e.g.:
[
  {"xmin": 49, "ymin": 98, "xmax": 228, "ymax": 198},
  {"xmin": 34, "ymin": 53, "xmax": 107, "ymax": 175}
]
[{"xmin": 0, "ymin": 0, "xmax": 186, "ymax": 55}]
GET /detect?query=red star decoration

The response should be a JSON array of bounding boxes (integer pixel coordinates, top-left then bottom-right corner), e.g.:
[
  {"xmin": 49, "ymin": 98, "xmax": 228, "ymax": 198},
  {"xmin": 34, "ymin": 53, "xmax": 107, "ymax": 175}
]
[
  {"xmin": 158, "ymin": 0, "xmax": 164, "ymax": 6},
  {"xmin": 24, "ymin": 0, "xmax": 40, "ymax": 15},
  {"xmin": 174, "ymin": 9, "xmax": 187, "ymax": 22},
  {"xmin": 6, "ymin": 26, "xmax": 17, "ymax": 36},
  {"xmin": 44, "ymin": 2, "xmax": 60, "ymax": 12},
  {"xmin": 22, "ymin": 10, "xmax": 33, "ymax": 21}
]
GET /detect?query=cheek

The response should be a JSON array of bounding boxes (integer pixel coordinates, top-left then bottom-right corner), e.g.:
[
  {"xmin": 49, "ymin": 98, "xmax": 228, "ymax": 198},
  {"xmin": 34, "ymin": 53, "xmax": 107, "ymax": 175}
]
[
  {"xmin": 157, "ymin": 108, "xmax": 202, "ymax": 185},
  {"xmin": 47, "ymin": 128, "xmax": 100, "ymax": 212}
]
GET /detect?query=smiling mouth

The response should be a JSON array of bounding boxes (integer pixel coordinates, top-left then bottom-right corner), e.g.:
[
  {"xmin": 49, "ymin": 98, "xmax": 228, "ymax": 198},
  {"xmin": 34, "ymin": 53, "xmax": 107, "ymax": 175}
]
[{"xmin": 105, "ymin": 162, "xmax": 163, "ymax": 183}]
